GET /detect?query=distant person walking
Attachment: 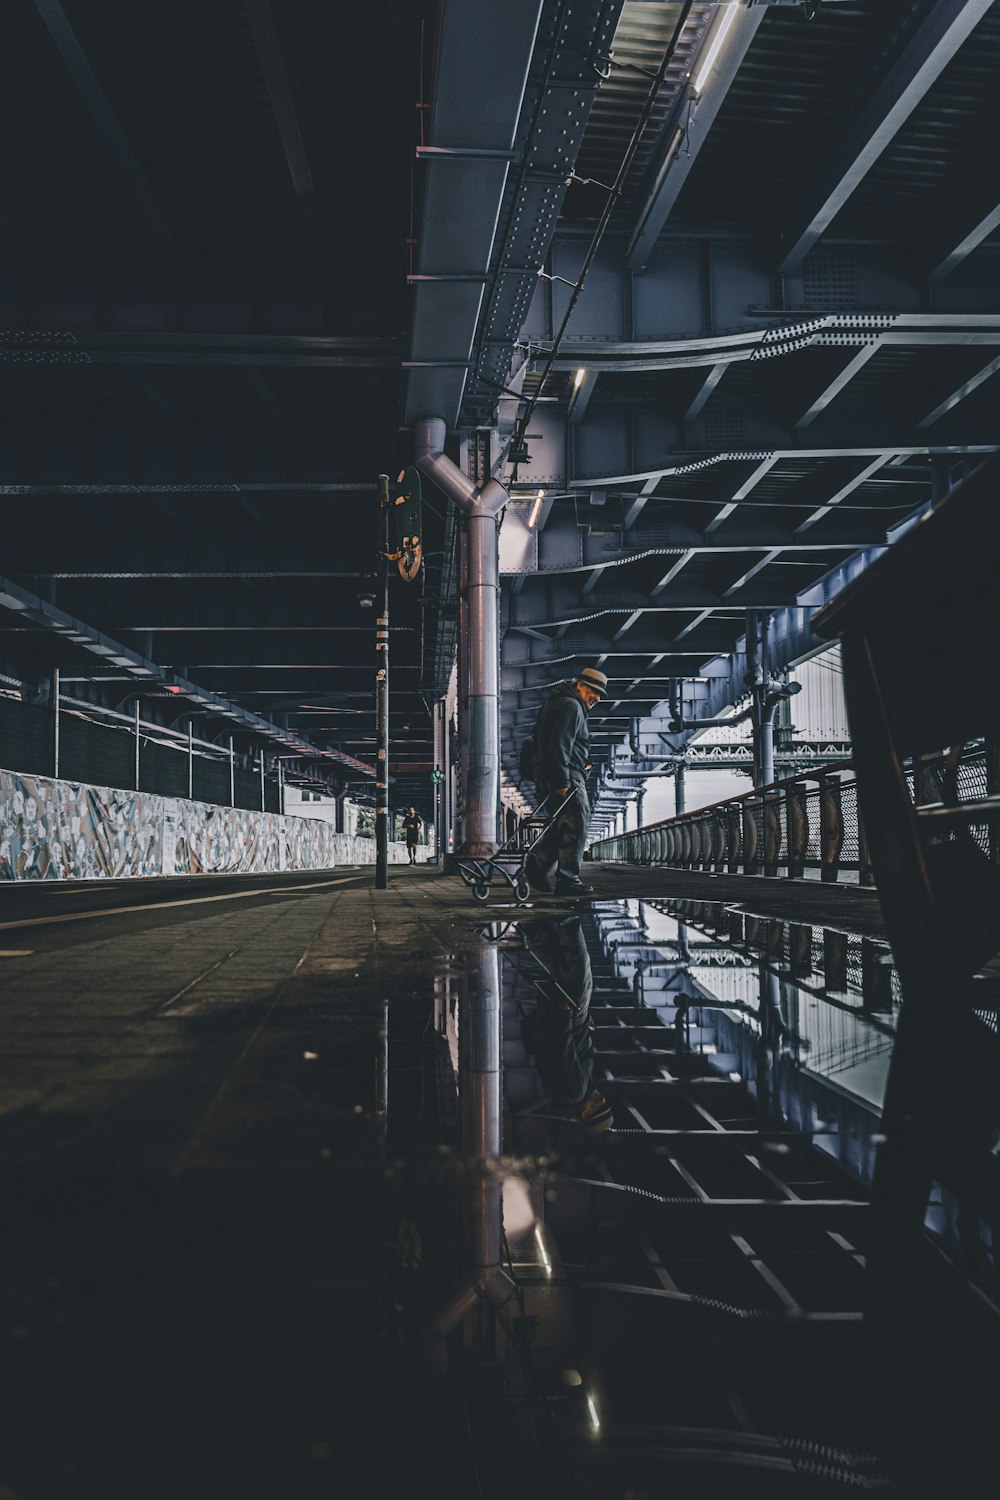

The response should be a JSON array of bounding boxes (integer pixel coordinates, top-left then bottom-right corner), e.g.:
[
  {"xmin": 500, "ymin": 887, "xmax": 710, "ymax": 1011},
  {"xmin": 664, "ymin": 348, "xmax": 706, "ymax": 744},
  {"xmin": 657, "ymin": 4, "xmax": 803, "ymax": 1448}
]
[
  {"xmin": 524, "ymin": 667, "xmax": 607, "ymax": 896},
  {"xmin": 402, "ymin": 806, "xmax": 421, "ymax": 865}
]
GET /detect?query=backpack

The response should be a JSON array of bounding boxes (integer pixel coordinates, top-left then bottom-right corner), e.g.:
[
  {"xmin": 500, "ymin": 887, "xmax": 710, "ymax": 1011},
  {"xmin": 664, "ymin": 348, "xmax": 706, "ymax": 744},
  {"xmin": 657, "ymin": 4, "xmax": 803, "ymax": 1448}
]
[{"xmin": 518, "ymin": 732, "xmax": 536, "ymax": 781}]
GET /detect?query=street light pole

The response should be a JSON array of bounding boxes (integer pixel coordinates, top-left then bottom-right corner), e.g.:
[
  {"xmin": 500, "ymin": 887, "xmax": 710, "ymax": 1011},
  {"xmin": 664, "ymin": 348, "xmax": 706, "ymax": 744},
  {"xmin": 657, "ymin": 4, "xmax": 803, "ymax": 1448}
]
[{"xmin": 375, "ymin": 473, "xmax": 390, "ymax": 889}]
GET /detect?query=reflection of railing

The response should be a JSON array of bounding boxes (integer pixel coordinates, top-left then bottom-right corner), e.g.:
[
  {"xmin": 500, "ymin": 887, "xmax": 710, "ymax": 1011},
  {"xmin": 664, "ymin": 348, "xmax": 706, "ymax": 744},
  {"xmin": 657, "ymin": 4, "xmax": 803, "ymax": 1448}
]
[{"xmin": 590, "ymin": 749, "xmax": 988, "ymax": 888}]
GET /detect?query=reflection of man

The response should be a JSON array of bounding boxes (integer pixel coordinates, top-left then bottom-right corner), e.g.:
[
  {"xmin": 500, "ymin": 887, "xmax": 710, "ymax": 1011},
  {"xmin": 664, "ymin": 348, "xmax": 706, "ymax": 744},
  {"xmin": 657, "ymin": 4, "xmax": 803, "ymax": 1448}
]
[
  {"xmin": 524, "ymin": 667, "xmax": 607, "ymax": 897},
  {"xmin": 521, "ymin": 916, "xmax": 612, "ymax": 1131},
  {"xmin": 402, "ymin": 806, "xmax": 421, "ymax": 865}
]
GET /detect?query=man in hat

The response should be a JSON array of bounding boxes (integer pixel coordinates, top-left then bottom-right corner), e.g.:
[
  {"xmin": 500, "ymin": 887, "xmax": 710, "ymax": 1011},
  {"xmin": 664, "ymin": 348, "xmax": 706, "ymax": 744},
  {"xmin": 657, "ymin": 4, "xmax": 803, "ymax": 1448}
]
[{"xmin": 523, "ymin": 666, "xmax": 607, "ymax": 896}]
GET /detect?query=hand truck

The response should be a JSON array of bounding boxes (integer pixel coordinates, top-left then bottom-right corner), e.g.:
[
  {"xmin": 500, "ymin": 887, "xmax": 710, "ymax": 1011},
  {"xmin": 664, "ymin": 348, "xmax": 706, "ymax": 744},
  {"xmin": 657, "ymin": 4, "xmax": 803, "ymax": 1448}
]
[{"xmin": 456, "ymin": 787, "xmax": 579, "ymax": 905}]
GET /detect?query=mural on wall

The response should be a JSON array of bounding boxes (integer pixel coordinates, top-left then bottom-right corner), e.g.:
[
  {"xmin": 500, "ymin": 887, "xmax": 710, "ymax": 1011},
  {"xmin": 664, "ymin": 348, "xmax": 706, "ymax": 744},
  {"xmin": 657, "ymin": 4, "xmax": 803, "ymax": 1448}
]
[
  {"xmin": 173, "ymin": 799, "xmax": 283, "ymax": 875},
  {"xmin": 0, "ymin": 769, "xmax": 162, "ymax": 880},
  {"xmin": 0, "ymin": 766, "xmax": 421, "ymax": 881}
]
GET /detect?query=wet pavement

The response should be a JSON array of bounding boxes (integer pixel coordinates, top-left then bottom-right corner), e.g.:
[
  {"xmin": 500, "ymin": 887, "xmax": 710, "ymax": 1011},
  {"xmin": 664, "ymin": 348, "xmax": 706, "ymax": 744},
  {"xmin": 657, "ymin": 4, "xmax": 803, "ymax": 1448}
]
[{"xmin": 1, "ymin": 867, "xmax": 997, "ymax": 1497}]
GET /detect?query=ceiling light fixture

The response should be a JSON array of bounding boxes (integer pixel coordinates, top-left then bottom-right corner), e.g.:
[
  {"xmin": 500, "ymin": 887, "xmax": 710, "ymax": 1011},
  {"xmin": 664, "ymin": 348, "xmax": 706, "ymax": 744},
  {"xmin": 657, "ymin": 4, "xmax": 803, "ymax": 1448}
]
[
  {"xmin": 573, "ymin": 367, "xmax": 586, "ymax": 389},
  {"xmin": 693, "ymin": 5, "xmax": 738, "ymax": 96},
  {"xmin": 528, "ymin": 489, "xmax": 545, "ymax": 528}
]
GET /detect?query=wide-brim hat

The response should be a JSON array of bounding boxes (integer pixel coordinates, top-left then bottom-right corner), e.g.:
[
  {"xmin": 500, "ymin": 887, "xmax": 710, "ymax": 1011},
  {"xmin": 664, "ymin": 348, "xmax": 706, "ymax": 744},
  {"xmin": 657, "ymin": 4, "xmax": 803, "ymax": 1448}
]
[{"xmin": 575, "ymin": 666, "xmax": 608, "ymax": 697}]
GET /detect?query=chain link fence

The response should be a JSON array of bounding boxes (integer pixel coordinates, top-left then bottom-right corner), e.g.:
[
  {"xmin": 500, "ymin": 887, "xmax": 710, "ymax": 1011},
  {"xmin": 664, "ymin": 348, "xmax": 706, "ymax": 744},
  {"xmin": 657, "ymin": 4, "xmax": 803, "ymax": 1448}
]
[{"xmin": 0, "ymin": 696, "xmax": 281, "ymax": 813}]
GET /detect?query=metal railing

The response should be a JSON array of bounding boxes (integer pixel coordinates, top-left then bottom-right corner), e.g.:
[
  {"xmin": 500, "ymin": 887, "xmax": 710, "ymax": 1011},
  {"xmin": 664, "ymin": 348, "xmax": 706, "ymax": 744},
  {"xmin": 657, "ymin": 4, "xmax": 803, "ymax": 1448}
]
[
  {"xmin": 590, "ymin": 760, "xmax": 870, "ymax": 883},
  {"xmin": 590, "ymin": 747, "xmax": 992, "ymax": 886}
]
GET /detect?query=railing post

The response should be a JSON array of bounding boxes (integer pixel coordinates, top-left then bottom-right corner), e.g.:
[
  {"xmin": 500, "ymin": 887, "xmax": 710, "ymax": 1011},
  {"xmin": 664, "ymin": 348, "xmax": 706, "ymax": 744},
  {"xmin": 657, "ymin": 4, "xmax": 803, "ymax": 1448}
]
[
  {"xmin": 726, "ymin": 807, "xmax": 741, "ymax": 873},
  {"xmin": 789, "ymin": 923, "xmax": 812, "ymax": 978},
  {"xmin": 741, "ymin": 796, "xmax": 759, "ymax": 875},
  {"xmin": 819, "ymin": 774, "xmax": 844, "ymax": 883},
  {"xmin": 857, "ymin": 803, "xmax": 876, "ymax": 886},
  {"xmin": 787, "ymin": 782, "xmax": 808, "ymax": 879},
  {"xmin": 763, "ymin": 788, "xmax": 781, "ymax": 877},
  {"xmin": 823, "ymin": 929, "xmax": 849, "ymax": 995},
  {"xmin": 712, "ymin": 811, "xmax": 725, "ymax": 872},
  {"xmin": 862, "ymin": 938, "xmax": 893, "ymax": 1013}
]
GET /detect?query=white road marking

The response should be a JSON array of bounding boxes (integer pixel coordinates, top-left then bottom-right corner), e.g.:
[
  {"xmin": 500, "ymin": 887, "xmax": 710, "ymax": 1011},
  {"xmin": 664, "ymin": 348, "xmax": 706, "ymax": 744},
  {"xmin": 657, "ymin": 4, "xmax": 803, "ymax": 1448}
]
[{"xmin": 0, "ymin": 876, "xmax": 358, "ymax": 932}]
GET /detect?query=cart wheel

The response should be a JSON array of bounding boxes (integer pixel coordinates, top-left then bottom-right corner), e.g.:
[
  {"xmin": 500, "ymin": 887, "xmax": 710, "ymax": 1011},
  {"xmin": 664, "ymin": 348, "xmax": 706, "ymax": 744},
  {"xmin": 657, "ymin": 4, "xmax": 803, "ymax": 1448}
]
[
  {"xmin": 514, "ymin": 878, "xmax": 530, "ymax": 904},
  {"xmin": 473, "ymin": 881, "xmax": 490, "ymax": 903}
]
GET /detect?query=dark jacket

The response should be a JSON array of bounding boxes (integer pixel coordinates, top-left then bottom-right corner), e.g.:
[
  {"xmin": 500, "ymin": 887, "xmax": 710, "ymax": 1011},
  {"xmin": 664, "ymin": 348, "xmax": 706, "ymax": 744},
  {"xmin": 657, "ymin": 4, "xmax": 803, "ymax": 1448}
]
[
  {"xmin": 533, "ymin": 681, "xmax": 589, "ymax": 788},
  {"xmin": 402, "ymin": 814, "xmax": 421, "ymax": 843}
]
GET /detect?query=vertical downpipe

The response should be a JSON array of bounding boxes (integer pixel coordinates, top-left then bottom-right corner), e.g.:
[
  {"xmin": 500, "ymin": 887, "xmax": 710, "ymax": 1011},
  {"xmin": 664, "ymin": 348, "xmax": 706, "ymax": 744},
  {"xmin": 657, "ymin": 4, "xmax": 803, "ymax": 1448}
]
[
  {"xmin": 375, "ymin": 474, "xmax": 390, "ymax": 890},
  {"xmin": 134, "ymin": 699, "xmax": 141, "ymax": 790},
  {"xmin": 187, "ymin": 721, "xmax": 194, "ymax": 800},
  {"xmin": 229, "ymin": 736, "xmax": 235, "ymax": 807}
]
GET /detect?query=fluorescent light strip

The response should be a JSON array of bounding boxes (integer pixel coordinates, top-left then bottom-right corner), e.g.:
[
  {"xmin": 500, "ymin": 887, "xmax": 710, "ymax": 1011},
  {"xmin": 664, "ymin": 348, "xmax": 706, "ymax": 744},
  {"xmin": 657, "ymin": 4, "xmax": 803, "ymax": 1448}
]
[
  {"xmin": 693, "ymin": 5, "xmax": 738, "ymax": 95},
  {"xmin": 534, "ymin": 1224, "xmax": 552, "ymax": 1274},
  {"xmin": 573, "ymin": 367, "xmax": 586, "ymax": 389},
  {"xmin": 528, "ymin": 489, "xmax": 544, "ymax": 528}
]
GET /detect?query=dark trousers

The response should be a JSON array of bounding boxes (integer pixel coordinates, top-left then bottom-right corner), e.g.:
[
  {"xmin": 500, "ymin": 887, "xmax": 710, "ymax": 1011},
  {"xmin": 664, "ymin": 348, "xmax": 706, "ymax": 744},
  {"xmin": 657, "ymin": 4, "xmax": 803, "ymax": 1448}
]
[{"xmin": 526, "ymin": 779, "xmax": 589, "ymax": 886}]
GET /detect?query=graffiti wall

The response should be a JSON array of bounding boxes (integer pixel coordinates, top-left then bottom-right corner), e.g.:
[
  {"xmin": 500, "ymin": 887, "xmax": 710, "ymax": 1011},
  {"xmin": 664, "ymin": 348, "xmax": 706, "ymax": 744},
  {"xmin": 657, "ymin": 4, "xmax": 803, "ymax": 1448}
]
[{"xmin": 0, "ymin": 766, "xmax": 415, "ymax": 881}]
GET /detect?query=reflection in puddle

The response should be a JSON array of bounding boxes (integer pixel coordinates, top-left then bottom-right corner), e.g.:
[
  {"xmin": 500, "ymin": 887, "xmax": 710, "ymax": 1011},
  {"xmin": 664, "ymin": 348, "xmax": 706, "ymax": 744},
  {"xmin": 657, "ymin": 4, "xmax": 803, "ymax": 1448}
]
[{"xmin": 419, "ymin": 901, "xmax": 997, "ymax": 1496}]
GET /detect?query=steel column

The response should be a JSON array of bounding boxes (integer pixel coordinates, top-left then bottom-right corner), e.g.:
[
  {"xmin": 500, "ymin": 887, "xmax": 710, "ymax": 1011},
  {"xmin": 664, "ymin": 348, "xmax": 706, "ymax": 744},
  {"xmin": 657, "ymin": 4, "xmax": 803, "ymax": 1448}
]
[{"xmin": 52, "ymin": 668, "xmax": 60, "ymax": 779}]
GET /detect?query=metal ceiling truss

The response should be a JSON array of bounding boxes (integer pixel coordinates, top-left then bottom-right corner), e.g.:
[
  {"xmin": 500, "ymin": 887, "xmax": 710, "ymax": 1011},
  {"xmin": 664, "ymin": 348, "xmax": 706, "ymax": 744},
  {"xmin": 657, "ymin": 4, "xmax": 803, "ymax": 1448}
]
[
  {"xmin": 776, "ymin": 0, "xmax": 996, "ymax": 274},
  {"xmin": 0, "ymin": 574, "xmax": 373, "ymax": 773}
]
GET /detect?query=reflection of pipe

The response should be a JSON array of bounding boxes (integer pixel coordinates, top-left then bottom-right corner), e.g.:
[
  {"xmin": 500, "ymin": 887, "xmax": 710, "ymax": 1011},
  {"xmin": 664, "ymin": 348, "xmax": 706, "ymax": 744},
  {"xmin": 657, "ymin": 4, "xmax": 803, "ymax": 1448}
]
[
  {"xmin": 436, "ymin": 943, "xmax": 516, "ymax": 1334},
  {"xmin": 375, "ymin": 999, "xmax": 388, "ymax": 1150},
  {"xmin": 416, "ymin": 420, "xmax": 508, "ymax": 858},
  {"xmin": 375, "ymin": 475, "xmax": 390, "ymax": 889}
]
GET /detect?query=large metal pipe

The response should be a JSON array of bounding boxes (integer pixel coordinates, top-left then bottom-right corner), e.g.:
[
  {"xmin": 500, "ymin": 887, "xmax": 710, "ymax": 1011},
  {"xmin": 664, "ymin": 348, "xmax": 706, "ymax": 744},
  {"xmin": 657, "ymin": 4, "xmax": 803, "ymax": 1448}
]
[{"xmin": 416, "ymin": 420, "xmax": 508, "ymax": 858}]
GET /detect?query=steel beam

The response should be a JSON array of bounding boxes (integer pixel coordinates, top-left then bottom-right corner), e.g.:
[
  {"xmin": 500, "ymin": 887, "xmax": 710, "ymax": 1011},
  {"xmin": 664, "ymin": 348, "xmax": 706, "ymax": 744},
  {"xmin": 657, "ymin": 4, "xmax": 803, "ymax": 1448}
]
[
  {"xmin": 0, "ymin": 573, "xmax": 371, "ymax": 770},
  {"xmin": 684, "ymin": 361, "xmax": 728, "ymax": 423},
  {"xmin": 777, "ymin": 0, "xmax": 995, "ymax": 273},
  {"xmin": 794, "ymin": 454, "xmax": 894, "ymax": 535},
  {"xmin": 243, "ymin": 0, "xmax": 319, "ymax": 232},
  {"xmin": 704, "ymin": 457, "xmax": 779, "ymax": 532},
  {"xmin": 568, "ymin": 368, "xmax": 599, "ymax": 425},
  {"xmin": 915, "ymin": 354, "xmax": 1000, "ymax": 430},
  {"xmin": 793, "ymin": 344, "xmax": 880, "ymax": 431},
  {"xmin": 923, "ymin": 198, "xmax": 1000, "ymax": 285},
  {"xmin": 650, "ymin": 550, "xmax": 697, "ymax": 598},
  {"xmin": 625, "ymin": 5, "xmax": 766, "ymax": 270},
  {"xmin": 32, "ymin": 0, "xmax": 172, "ymax": 249}
]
